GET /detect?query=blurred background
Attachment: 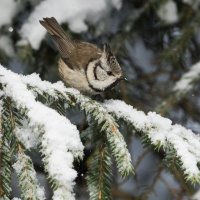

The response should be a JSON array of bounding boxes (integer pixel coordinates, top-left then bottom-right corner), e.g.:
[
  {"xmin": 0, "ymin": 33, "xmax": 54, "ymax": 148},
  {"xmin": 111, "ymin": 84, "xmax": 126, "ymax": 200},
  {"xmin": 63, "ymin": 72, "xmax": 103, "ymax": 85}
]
[{"xmin": 1, "ymin": 0, "xmax": 200, "ymax": 199}]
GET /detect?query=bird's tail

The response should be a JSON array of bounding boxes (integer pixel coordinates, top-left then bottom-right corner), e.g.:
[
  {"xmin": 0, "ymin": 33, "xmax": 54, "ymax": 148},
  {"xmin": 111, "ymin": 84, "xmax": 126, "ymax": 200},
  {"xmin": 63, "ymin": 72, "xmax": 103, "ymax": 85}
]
[
  {"xmin": 39, "ymin": 17, "xmax": 74, "ymax": 58},
  {"xmin": 40, "ymin": 17, "xmax": 70, "ymax": 41}
]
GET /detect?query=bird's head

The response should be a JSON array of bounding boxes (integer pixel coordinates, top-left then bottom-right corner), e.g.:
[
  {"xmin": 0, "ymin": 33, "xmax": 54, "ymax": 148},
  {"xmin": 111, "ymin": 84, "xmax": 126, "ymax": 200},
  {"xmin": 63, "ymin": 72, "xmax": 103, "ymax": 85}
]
[{"xmin": 86, "ymin": 43, "xmax": 123, "ymax": 93}]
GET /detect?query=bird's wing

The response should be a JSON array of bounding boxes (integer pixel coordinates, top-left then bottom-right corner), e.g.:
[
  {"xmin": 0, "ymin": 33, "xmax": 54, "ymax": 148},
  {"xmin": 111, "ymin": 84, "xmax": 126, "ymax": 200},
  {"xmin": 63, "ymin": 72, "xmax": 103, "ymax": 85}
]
[
  {"xmin": 40, "ymin": 17, "xmax": 102, "ymax": 70},
  {"xmin": 40, "ymin": 17, "xmax": 76, "ymax": 68},
  {"xmin": 72, "ymin": 42, "xmax": 102, "ymax": 70}
]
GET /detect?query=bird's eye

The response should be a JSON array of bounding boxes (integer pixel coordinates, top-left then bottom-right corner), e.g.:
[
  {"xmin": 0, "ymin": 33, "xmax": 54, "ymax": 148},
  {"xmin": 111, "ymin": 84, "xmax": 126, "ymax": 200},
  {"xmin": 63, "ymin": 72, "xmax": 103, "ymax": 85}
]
[{"xmin": 107, "ymin": 71, "xmax": 113, "ymax": 76}]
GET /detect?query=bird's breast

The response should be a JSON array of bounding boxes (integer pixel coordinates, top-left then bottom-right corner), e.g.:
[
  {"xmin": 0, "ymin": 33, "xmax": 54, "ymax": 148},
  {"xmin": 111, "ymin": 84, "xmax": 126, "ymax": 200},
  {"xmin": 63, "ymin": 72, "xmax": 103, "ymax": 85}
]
[{"xmin": 58, "ymin": 59, "xmax": 100, "ymax": 95}]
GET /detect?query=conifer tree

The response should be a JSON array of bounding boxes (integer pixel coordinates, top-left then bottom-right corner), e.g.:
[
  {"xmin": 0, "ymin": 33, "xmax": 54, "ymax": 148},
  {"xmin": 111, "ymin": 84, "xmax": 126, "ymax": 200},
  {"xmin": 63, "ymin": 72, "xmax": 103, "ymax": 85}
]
[{"xmin": 1, "ymin": 0, "xmax": 200, "ymax": 200}]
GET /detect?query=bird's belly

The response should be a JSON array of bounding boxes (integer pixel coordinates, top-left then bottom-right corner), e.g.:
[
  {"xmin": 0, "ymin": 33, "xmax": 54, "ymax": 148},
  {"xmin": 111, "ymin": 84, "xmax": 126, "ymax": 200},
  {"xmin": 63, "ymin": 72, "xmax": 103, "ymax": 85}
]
[
  {"xmin": 58, "ymin": 61, "xmax": 98, "ymax": 95},
  {"xmin": 66, "ymin": 71, "xmax": 96, "ymax": 95}
]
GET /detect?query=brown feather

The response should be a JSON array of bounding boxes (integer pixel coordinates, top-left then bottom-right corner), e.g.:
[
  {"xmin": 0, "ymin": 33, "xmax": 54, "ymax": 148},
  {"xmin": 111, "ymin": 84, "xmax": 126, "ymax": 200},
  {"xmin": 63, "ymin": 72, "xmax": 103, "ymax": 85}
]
[
  {"xmin": 70, "ymin": 42, "xmax": 102, "ymax": 70},
  {"xmin": 40, "ymin": 17, "xmax": 102, "ymax": 70},
  {"xmin": 40, "ymin": 17, "xmax": 75, "ymax": 68}
]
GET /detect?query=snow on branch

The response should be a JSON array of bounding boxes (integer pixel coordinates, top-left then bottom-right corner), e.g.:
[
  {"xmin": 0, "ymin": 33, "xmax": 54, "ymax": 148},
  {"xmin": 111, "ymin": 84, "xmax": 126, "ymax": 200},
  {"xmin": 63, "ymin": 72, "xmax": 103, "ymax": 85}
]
[
  {"xmin": 157, "ymin": 0, "xmax": 179, "ymax": 24},
  {"xmin": 173, "ymin": 61, "xmax": 200, "ymax": 94},
  {"xmin": 103, "ymin": 100, "xmax": 200, "ymax": 183},
  {"xmin": 1, "ymin": 62, "xmax": 200, "ymax": 197},
  {"xmin": 0, "ymin": 0, "xmax": 20, "ymax": 28},
  {"xmin": 192, "ymin": 189, "xmax": 200, "ymax": 200},
  {"xmin": 183, "ymin": 0, "xmax": 200, "ymax": 9},
  {"xmin": 21, "ymin": 72, "xmax": 79, "ymax": 98},
  {"xmin": 0, "ymin": 65, "xmax": 84, "ymax": 199},
  {"xmin": 13, "ymin": 145, "xmax": 45, "ymax": 200},
  {"xmin": 156, "ymin": 61, "xmax": 200, "ymax": 115},
  {"xmin": 0, "ymin": 65, "xmax": 134, "ymax": 199},
  {"xmin": 19, "ymin": 0, "xmax": 122, "ymax": 49},
  {"xmin": 74, "ymin": 95, "xmax": 134, "ymax": 177},
  {"xmin": 20, "ymin": 70, "xmax": 134, "ymax": 177},
  {"xmin": 12, "ymin": 68, "xmax": 133, "ymax": 177}
]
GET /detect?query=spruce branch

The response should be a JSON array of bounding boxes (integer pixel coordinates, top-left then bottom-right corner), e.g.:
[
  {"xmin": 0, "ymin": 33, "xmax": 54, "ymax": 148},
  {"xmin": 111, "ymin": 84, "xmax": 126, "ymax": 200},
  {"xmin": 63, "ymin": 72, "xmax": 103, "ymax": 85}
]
[
  {"xmin": 0, "ymin": 98, "xmax": 16, "ymax": 199},
  {"xmin": 156, "ymin": 60, "xmax": 200, "ymax": 115},
  {"xmin": 87, "ymin": 145, "xmax": 112, "ymax": 200},
  {"xmin": 103, "ymin": 99, "xmax": 200, "ymax": 184},
  {"xmin": 1, "ymin": 64, "xmax": 200, "ymax": 198},
  {"xmin": 0, "ymin": 65, "xmax": 84, "ymax": 199},
  {"xmin": 28, "ymin": 85, "xmax": 134, "ymax": 177},
  {"xmin": 19, "ymin": 68, "xmax": 134, "ymax": 177},
  {"xmin": 160, "ymin": 10, "xmax": 200, "ymax": 64},
  {"xmin": 13, "ymin": 144, "xmax": 45, "ymax": 200},
  {"xmin": 73, "ymin": 94, "xmax": 134, "ymax": 177}
]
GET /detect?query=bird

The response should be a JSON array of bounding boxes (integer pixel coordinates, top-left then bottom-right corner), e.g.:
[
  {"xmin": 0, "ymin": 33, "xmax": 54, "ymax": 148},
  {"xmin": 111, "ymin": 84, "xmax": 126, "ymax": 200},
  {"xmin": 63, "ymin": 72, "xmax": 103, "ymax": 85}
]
[{"xmin": 39, "ymin": 17, "xmax": 123, "ymax": 96}]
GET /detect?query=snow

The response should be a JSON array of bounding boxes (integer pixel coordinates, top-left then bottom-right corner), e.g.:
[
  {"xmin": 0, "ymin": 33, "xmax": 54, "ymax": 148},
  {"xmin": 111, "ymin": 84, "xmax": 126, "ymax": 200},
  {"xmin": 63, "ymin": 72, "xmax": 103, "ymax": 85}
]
[
  {"xmin": 19, "ymin": 0, "xmax": 122, "ymax": 49},
  {"xmin": 110, "ymin": 0, "xmax": 122, "ymax": 9},
  {"xmin": 0, "ymin": 0, "xmax": 20, "ymax": 28},
  {"xmin": 19, "ymin": 70, "xmax": 132, "ymax": 175},
  {"xmin": 13, "ymin": 152, "xmax": 45, "ymax": 200},
  {"xmin": 53, "ymin": 187, "xmax": 75, "ymax": 200},
  {"xmin": 0, "ymin": 65, "xmax": 84, "ymax": 198},
  {"xmin": 192, "ymin": 189, "xmax": 200, "ymax": 200},
  {"xmin": 14, "ymin": 119, "xmax": 40, "ymax": 149},
  {"xmin": 0, "ymin": 35, "xmax": 15, "ymax": 57},
  {"xmin": 22, "ymin": 73, "xmax": 80, "ymax": 96},
  {"xmin": 157, "ymin": 0, "xmax": 178, "ymax": 24},
  {"xmin": 183, "ymin": 0, "xmax": 200, "ymax": 9},
  {"xmin": 75, "ymin": 95, "xmax": 133, "ymax": 175},
  {"xmin": 173, "ymin": 61, "xmax": 200, "ymax": 93},
  {"xmin": 37, "ymin": 187, "xmax": 45, "ymax": 200},
  {"xmin": 103, "ymin": 100, "xmax": 200, "ymax": 180}
]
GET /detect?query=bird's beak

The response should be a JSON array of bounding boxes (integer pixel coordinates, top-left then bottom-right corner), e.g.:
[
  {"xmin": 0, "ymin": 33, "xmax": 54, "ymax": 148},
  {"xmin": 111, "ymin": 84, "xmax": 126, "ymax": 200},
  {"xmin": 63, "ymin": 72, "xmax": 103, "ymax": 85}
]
[{"xmin": 119, "ymin": 76, "xmax": 127, "ymax": 81}]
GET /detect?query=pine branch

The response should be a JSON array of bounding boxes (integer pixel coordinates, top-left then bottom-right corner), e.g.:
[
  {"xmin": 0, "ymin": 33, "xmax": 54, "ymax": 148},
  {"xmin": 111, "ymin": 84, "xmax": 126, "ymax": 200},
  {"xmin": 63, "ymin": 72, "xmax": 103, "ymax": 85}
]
[
  {"xmin": 13, "ymin": 143, "xmax": 45, "ymax": 200},
  {"xmin": 156, "ymin": 60, "xmax": 200, "ymax": 115},
  {"xmin": 0, "ymin": 98, "xmax": 16, "ymax": 199},
  {"xmin": 73, "ymin": 94, "xmax": 134, "ymax": 177},
  {"xmin": 87, "ymin": 145, "xmax": 112, "ymax": 200},
  {"xmin": 23, "ymin": 85, "xmax": 118, "ymax": 198},
  {"xmin": 2, "ymin": 64, "xmax": 199, "ymax": 198},
  {"xmin": 0, "ymin": 66, "xmax": 84, "ymax": 199},
  {"xmin": 192, "ymin": 188, "xmax": 200, "ymax": 200},
  {"xmin": 103, "ymin": 99, "xmax": 200, "ymax": 184},
  {"xmin": 156, "ymin": 0, "xmax": 178, "ymax": 24},
  {"xmin": 160, "ymin": 9, "xmax": 200, "ymax": 64},
  {"xmin": 111, "ymin": 0, "xmax": 157, "ymax": 53},
  {"xmin": 20, "ymin": 68, "xmax": 134, "ymax": 177}
]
